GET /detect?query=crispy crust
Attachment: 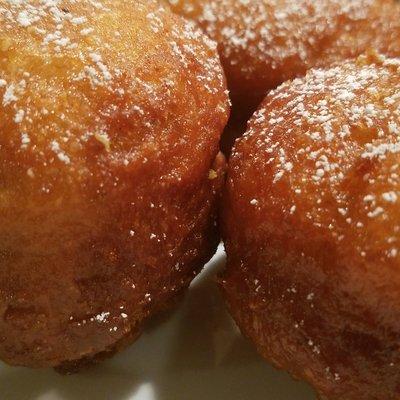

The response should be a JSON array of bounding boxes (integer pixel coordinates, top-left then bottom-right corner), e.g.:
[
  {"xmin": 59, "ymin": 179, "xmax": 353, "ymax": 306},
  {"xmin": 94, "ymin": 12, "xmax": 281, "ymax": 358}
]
[
  {"xmin": 0, "ymin": 0, "xmax": 229, "ymax": 368},
  {"xmin": 222, "ymin": 55, "xmax": 400, "ymax": 399}
]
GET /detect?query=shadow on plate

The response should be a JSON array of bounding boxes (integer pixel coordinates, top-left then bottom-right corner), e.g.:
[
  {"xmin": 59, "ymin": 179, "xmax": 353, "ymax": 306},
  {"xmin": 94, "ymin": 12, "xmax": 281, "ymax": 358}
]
[{"xmin": 0, "ymin": 247, "xmax": 316, "ymax": 400}]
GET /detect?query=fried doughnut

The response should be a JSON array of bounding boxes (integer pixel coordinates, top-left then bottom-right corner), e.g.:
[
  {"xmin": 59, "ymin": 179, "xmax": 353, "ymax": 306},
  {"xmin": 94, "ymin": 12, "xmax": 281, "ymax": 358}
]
[
  {"xmin": 221, "ymin": 55, "xmax": 400, "ymax": 399},
  {"xmin": 166, "ymin": 0, "xmax": 400, "ymax": 151},
  {"xmin": 0, "ymin": 0, "xmax": 229, "ymax": 369}
]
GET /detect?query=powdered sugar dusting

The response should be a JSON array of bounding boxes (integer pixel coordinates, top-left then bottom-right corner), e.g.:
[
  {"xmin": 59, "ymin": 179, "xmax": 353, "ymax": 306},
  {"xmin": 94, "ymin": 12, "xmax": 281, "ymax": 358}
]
[
  {"xmin": 0, "ymin": 0, "xmax": 227, "ymax": 175},
  {"xmin": 167, "ymin": 0, "xmax": 400, "ymax": 101},
  {"xmin": 235, "ymin": 54, "xmax": 400, "ymax": 261}
]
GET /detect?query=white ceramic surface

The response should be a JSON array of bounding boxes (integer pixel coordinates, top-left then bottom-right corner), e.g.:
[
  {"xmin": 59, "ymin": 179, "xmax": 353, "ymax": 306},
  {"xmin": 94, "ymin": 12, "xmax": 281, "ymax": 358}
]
[{"xmin": 0, "ymin": 246, "xmax": 316, "ymax": 400}]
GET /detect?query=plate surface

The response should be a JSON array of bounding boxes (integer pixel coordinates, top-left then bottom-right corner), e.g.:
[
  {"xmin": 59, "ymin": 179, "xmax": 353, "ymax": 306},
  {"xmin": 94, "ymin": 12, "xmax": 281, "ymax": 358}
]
[{"xmin": 0, "ymin": 245, "xmax": 315, "ymax": 400}]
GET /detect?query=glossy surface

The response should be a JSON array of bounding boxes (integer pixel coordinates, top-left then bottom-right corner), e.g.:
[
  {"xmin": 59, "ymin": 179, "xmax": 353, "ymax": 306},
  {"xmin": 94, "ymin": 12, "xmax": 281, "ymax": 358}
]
[
  {"xmin": 222, "ymin": 56, "xmax": 400, "ymax": 399},
  {"xmin": 0, "ymin": 0, "xmax": 229, "ymax": 369}
]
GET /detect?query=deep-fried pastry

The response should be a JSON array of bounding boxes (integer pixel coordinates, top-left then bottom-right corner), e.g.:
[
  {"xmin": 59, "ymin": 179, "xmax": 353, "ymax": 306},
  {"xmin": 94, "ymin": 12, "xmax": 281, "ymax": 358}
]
[
  {"xmin": 222, "ymin": 55, "xmax": 400, "ymax": 400},
  {"xmin": 0, "ymin": 0, "xmax": 229, "ymax": 369}
]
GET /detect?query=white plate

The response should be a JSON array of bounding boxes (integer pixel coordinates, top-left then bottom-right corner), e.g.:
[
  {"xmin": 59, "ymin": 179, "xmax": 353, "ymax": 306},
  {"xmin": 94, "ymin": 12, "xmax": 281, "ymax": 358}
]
[{"xmin": 0, "ymin": 245, "xmax": 315, "ymax": 400}]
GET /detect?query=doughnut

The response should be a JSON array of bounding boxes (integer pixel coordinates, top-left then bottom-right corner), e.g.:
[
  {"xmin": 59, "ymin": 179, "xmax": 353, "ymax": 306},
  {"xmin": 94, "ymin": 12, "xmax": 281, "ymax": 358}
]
[
  {"xmin": 0, "ymin": 0, "xmax": 229, "ymax": 369},
  {"xmin": 221, "ymin": 54, "xmax": 400, "ymax": 399},
  {"xmin": 166, "ymin": 0, "xmax": 400, "ymax": 150}
]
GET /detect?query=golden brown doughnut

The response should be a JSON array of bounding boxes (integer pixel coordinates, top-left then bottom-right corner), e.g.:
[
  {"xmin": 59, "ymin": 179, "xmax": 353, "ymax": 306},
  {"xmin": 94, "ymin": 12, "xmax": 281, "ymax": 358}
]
[
  {"xmin": 222, "ymin": 54, "xmax": 400, "ymax": 399},
  {"xmin": 0, "ymin": 0, "xmax": 229, "ymax": 369},
  {"xmin": 166, "ymin": 0, "xmax": 400, "ymax": 151}
]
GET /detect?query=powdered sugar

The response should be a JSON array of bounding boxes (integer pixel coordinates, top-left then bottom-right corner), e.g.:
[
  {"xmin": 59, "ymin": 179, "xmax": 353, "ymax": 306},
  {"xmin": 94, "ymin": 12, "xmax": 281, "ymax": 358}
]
[{"xmin": 235, "ymin": 55, "xmax": 400, "ymax": 260}]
